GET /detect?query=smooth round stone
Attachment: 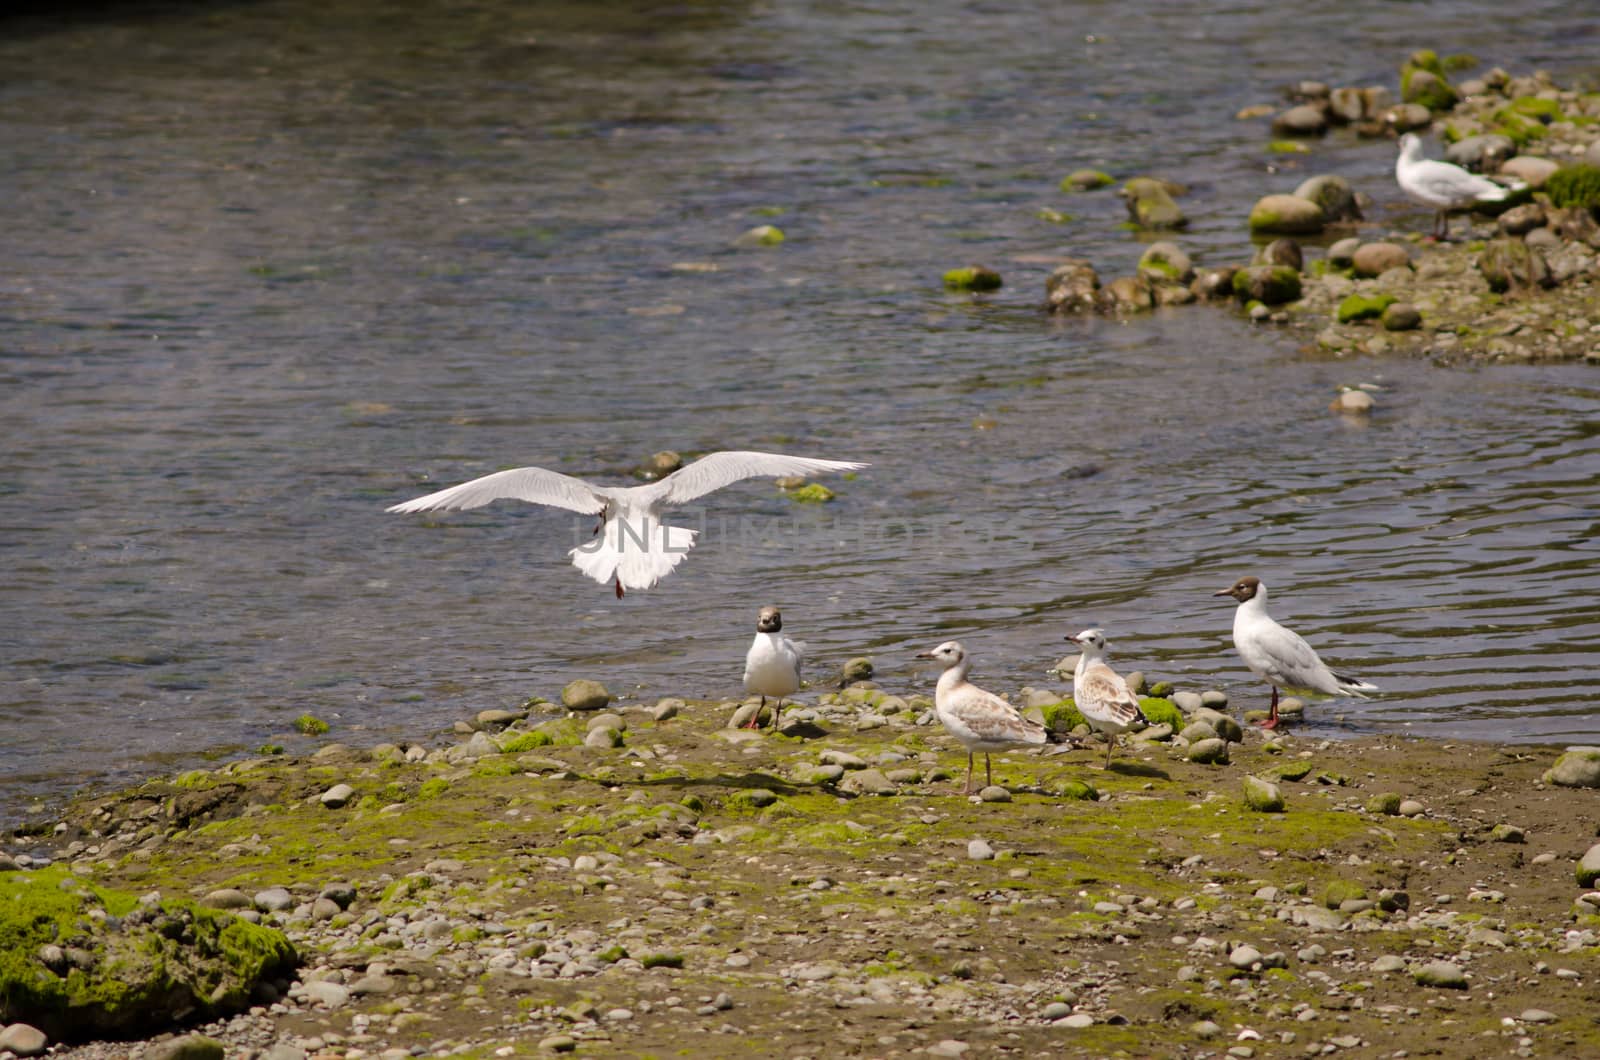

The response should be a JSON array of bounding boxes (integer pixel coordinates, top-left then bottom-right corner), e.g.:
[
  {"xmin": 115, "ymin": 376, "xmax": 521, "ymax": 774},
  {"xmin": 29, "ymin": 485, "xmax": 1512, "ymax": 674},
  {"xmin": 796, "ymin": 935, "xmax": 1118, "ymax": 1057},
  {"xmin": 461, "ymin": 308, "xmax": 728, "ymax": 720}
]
[
  {"xmin": 1371, "ymin": 955, "xmax": 1406, "ymax": 973},
  {"xmin": 967, "ymin": 839, "xmax": 996, "ymax": 861},
  {"xmin": 586, "ymin": 712, "xmax": 626, "ymax": 732},
  {"xmin": 1187, "ymin": 738, "xmax": 1229, "ymax": 765},
  {"xmin": 561, "ymin": 679, "xmax": 610, "ymax": 711},
  {"xmin": 1172, "ymin": 691, "xmax": 1204, "ymax": 713},
  {"xmin": 1229, "ymin": 944, "xmax": 1263, "ymax": 969},
  {"xmin": 0, "ymin": 1024, "xmax": 49, "ymax": 1058},
  {"xmin": 651, "ymin": 698, "xmax": 682, "ymax": 721},
  {"xmin": 319, "ymin": 783, "xmax": 355, "ymax": 809},
  {"xmin": 1413, "ymin": 960, "xmax": 1468, "ymax": 989},
  {"xmin": 1352, "ymin": 242, "xmax": 1410, "ymax": 277},
  {"xmin": 303, "ymin": 980, "xmax": 351, "ymax": 1008},
  {"xmin": 475, "ymin": 709, "xmax": 519, "ymax": 730},
  {"xmin": 1061, "ymin": 1013, "xmax": 1095, "ymax": 1029},
  {"xmin": 1520, "ymin": 1009, "xmax": 1558, "ymax": 1024},
  {"xmin": 977, "ymin": 785, "xmax": 1012, "ymax": 803},
  {"xmin": 1193, "ymin": 1020, "xmax": 1223, "ymax": 1039},
  {"xmin": 203, "ymin": 888, "xmax": 253, "ymax": 910},
  {"xmin": 538, "ymin": 1035, "xmax": 577, "ymax": 1053},
  {"xmin": 1180, "ymin": 721, "xmax": 1218, "ymax": 743},
  {"xmin": 1399, "ymin": 799, "xmax": 1426, "ymax": 817},
  {"xmin": 1199, "ymin": 690, "xmax": 1229, "ymax": 708},
  {"xmin": 254, "ymin": 886, "xmax": 295, "ymax": 912},
  {"xmin": 1042, "ymin": 1001, "xmax": 1073, "ymax": 1020}
]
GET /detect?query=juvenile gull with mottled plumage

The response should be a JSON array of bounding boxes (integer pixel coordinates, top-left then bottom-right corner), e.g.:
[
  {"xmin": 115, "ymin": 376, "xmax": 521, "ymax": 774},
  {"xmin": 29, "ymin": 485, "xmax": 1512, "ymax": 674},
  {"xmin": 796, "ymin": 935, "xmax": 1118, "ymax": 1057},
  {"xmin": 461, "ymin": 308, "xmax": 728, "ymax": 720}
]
[
  {"xmin": 915, "ymin": 641, "xmax": 1048, "ymax": 794},
  {"xmin": 1065, "ymin": 628, "xmax": 1148, "ymax": 768}
]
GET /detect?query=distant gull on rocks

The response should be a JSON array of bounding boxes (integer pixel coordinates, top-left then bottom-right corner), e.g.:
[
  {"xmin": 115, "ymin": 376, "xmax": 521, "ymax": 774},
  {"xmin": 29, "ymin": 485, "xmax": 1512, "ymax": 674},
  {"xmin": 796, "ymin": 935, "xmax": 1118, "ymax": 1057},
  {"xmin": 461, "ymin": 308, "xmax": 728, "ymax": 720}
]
[
  {"xmin": 1213, "ymin": 576, "xmax": 1377, "ymax": 729},
  {"xmin": 915, "ymin": 641, "xmax": 1049, "ymax": 794},
  {"xmin": 1065, "ymin": 628, "xmax": 1148, "ymax": 768},
  {"xmin": 742, "ymin": 605, "xmax": 803, "ymax": 730},
  {"xmin": 389, "ymin": 450, "xmax": 866, "ymax": 597},
  {"xmin": 1395, "ymin": 132, "xmax": 1520, "ymax": 240}
]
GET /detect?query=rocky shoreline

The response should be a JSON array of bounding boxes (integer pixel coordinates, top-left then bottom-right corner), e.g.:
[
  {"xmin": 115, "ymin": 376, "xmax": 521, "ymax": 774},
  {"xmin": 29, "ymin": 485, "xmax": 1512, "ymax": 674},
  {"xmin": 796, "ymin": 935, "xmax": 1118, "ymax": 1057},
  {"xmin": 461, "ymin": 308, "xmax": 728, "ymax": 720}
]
[
  {"xmin": 6, "ymin": 672, "xmax": 1600, "ymax": 1060},
  {"xmin": 1023, "ymin": 53, "xmax": 1600, "ymax": 365}
]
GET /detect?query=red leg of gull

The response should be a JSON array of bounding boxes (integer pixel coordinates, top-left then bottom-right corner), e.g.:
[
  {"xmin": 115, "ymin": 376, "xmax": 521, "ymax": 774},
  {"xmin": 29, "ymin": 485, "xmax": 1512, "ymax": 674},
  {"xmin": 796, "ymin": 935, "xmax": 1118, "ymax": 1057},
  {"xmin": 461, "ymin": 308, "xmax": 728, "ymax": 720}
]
[
  {"xmin": 614, "ymin": 576, "xmax": 624, "ymax": 599},
  {"xmin": 745, "ymin": 696, "xmax": 765, "ymax": 730},
  {"xmin": 964, "ymin": 751, "xmax": 975, "ymax": 795},
  {"xmin": 1260, "ymin": 685, "xmax": 1281, "ymax": 730}
]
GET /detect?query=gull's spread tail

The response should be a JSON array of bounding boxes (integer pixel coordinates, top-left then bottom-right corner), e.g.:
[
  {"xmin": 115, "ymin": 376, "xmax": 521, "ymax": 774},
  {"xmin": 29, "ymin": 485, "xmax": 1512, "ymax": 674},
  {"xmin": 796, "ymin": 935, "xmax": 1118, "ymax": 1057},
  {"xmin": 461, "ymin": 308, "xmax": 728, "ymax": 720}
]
[{"xmin": 568, "ymin": 517, "xmax": 698, "ymax": 596}]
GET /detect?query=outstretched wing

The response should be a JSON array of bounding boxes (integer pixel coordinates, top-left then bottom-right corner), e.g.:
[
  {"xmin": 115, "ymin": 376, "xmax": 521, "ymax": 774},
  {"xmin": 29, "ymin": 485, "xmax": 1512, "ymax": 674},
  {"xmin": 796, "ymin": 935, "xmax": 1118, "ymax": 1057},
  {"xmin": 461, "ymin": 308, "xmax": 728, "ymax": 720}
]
[
  {"xmin": 653, "ymin": 451, "xmax": 867, "ymax": 506},
  {"xmin": 387, "ymin": 465, "xmax": 606, "ymax": 516}
]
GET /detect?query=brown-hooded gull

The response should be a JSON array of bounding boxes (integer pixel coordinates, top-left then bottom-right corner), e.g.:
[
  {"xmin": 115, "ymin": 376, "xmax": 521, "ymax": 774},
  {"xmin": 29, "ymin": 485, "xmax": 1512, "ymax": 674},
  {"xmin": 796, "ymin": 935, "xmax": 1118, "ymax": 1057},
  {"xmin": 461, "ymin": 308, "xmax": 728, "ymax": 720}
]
[
  {"xmin": 1395, "ymin": 133, "xmax": 1519, "ymax": 240},
  {"xmin": 1213, "ymin": 576, "xmax": 1377, "ymax": 729},
  {"xmin": 388, "ymin": 450, "xmax": 866, "ymax": 597},
  {"xmin": 742, "ymin": 605, "xmax": 803, "ymax": 730}
]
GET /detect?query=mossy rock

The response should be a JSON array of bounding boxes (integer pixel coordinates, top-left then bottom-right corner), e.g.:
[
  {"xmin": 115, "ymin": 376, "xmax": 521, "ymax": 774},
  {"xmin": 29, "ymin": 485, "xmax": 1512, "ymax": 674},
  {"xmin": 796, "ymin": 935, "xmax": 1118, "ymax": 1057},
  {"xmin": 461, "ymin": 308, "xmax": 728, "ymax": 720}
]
[
  {"xmin": 1545, "ymin": 164, "xmax": 1600, "ymax": 212},
  {"xmin": 784, "ymin": 483, "xmax": 836, "ymax": 504},
  {"xmin": 1321, "ymin": 879, "xmax": 1367, "ymax": 909},
  {"xmin": 1402, "ymin": 69, "xmax": 1458, "ymax": 112},
  {"xmin": 1336, "ymin": 293, "xmax": 1396, "ymax": 324},
  {"xmin": 1231, "ymin": 266, "xmax": 1302, "ymax": 305},
  {"xmin": 1242, "ymin": 776, "xmax": 1285, "ymax": 813},
  {"xmin": 1399, "ymin": 50, "xmax": 1444, "ymax": 99},
  {"xmin": 1057, "ymin": 780, "xmax": 1099, "ymax": 801},
  {"xmin": 1490, "ymin": 112, "xmax": 1550, "ymax": 148},
  {"xmin": 1498, "ymin": 96, "xmax": 1562, "ymax": 124},
  {"xmin": 1060, "ymin": 168, "xmax": 1113, "ymax": 191},
  {"xmin": 736, "ymin": 224, "xmax": 785, "ymax": 247},
  {"xmin": 1366, "ymin": 792, "xmax": 1403, "ymax": 816},
  {"xmin": 1138, "ymin": 697, "xmax": 1183, "ymax": 729},
  {"xmin": 942, "ymin": 266, "xmax": 1003, "ymax": 292},
  {"xmin": 292, "ymin": 714, "xmax": 329, "ymax": 736},
  {"xmin": 1247, "ymin": 194, "xmax": 1324, "ymax": 235},
  {"xmin": 1264, "ymin": 760, "xmax": 1314, "ymax": 783},
  {"xmin": 499, "ymin": 730, "xmax": 554, "ymax": 753},
  {"xmin": 1039, "ymin": 699, "xmax": 1084, "ymax": 732},
  {"xmin": 0, "ymin": 866, "xmax": 297, "ymax": 1041}
]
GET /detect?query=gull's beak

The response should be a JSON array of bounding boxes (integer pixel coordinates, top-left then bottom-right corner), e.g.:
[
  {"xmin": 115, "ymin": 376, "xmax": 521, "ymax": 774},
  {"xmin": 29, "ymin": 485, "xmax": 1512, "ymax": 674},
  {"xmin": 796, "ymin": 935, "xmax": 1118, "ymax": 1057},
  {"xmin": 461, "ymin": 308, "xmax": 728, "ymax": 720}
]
[
  {"xmin": 913, "ymin": 651, "xmax": 934, "ymax": 659},
  {"xmin": 1064, "ymin": 634, "xmax": 1082, "ymax": 643},
  {"xmin": 1212, "ymin": 587, "xmax": 1234, "ymax": 597}
]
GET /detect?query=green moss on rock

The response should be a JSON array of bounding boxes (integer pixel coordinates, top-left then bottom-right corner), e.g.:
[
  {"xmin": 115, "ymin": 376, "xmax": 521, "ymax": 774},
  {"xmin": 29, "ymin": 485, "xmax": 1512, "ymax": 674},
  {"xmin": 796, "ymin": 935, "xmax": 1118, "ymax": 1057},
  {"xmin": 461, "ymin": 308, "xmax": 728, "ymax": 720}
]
[
  {"xmin": 1545, "ymin": 165, "xmax": 1600, "ymax": 211},
  {"xmin": 292, "ymin": 714, "xmax": 329, "ymax": 736},
  {"xmin": 943, "ymin": 266, "xmax": 1003, "ymax": 292},
  {"xmin": 499, "ymin": 731, "xmax": 554, "ymax": 753},
  {"xmin": 0, "ymin": 867, "xmax": 296, "ymax": 1041},
  {"xmin": 1232, "ymin": 266, "xmax": 1302, "ymax": 305},
  {"xmin": 785, "ymin": 483, "xmax": 837, "ymax": 504},
  {"xmin": 1138, "ymin": 698, "xmax": 1184, "ymax": 728},
  {"xmin": 1337, "ymin": 293, "xmax": 1396, "ymax": 324}
]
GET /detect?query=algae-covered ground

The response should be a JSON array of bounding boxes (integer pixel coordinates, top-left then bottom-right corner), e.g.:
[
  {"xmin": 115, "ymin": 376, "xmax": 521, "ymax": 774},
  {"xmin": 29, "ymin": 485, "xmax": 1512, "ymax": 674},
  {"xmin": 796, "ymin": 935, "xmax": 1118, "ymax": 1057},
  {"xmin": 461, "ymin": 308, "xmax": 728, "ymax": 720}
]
[{"xmin": 15, "ymin": 695, "xmax": 1600, "ymax": 1059}]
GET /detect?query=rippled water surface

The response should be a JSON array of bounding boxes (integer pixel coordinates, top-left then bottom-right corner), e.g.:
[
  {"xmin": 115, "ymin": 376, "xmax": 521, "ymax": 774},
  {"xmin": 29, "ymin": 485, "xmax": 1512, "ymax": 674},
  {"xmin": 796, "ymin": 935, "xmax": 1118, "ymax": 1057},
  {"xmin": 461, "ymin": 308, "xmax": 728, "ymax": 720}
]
[{"xmin": 3, "ymin": 0, "xmax": 1599, "ymax": 826}]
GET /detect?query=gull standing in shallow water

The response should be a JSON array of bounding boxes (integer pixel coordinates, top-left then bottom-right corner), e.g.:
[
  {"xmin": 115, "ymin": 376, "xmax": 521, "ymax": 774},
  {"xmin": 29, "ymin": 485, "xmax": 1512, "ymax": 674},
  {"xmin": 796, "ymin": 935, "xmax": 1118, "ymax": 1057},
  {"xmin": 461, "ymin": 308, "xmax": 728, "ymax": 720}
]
[
  {"xmin": 742, "ymin": 606, "xmax": 803, "ymax": 730},
  {"xmin": 388, "ymin": 450, "xmax": 866, "ymax": 597},
  {"xmin": 1395, "ymin": 132, "xmax": 1518, "ymax": 240},
  {"xmin": 1214, "ymin": 576, "xmax": 1377, "ymax": 729},
  {"xmin": 1065, "ymin": 629, "xmax": 1148, "ymax": 768},
  {"xmin": 915, "ymin": 641, "xmax": 1048, "ymax": 794}
]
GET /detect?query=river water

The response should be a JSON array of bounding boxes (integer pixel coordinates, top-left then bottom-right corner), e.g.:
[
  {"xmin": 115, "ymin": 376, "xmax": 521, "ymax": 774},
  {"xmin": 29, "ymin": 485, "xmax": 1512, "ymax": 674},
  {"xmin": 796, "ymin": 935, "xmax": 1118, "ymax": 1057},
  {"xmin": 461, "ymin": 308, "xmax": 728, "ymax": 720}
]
[{"xmin": 3, "ymin": 0, "xmax": 1598, "ymax": 827}]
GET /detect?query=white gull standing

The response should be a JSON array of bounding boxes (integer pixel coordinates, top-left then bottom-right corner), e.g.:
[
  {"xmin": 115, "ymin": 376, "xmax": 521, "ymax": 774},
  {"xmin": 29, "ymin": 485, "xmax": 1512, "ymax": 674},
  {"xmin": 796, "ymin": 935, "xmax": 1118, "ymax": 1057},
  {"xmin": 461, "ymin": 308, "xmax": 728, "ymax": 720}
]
[
  {"xmin": 1213, "ymin": 576, "xmax": 1377, "ymax": 729},
  {"xmin": 915, "ymin": 641, "xmax": 1048, "ymax": 794},
  {"xmin": 742, "ymin": 605, "xmax": 803, "ymax": 730},
  {"xmin": 1065, "ymin": 628, "xmax": 1148, "ymax": 768},
  {"xmin": 388, "ymin": 450, "xmax": 866, "ymax": 597},
  {"xmin": 1395, "ymin": 132, "xmax": 1518, "ymax": 240}
]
